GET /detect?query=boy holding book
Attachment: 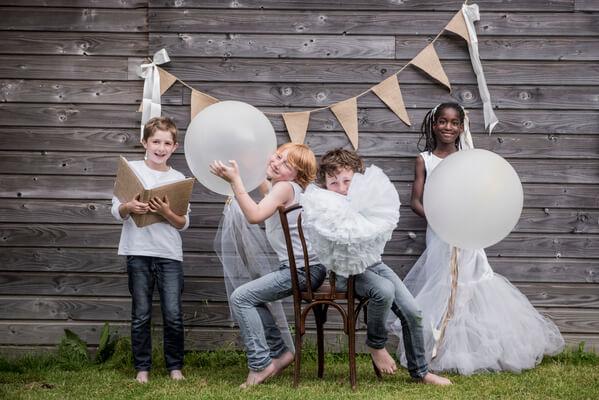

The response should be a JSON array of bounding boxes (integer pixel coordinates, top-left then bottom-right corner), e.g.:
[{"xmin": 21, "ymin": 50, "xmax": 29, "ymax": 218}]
[{"xmin": 111, "ymin": 116, "xmax": 190, "ymax": 383}]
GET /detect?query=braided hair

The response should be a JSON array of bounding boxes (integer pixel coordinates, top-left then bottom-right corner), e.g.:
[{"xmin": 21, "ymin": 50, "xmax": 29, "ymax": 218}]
[{"xmin": 417, "ymin": 102, "xmax": 465, "ymax": 152}]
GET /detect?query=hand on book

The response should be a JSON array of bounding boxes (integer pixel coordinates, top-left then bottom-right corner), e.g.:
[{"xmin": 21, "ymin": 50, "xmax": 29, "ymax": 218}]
[
  {"xmin": 149, "ymin": 195, "xmax": 172, "ymax": 217},
  {"xmin": 127, "ymin": 194, "xmax": 150, "ymax": 215}
]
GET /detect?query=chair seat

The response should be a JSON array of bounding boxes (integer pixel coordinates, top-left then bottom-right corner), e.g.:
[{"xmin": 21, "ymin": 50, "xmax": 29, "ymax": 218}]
[{"xmin": 300, "ymin": 281, "xmax": 349, "ymax": 301}]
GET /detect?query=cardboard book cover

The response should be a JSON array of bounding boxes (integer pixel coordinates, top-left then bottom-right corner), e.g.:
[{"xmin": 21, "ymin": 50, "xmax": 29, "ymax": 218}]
[{"xmin": 113, "ymin": 156, "xmax": 194, "ymax": 227}]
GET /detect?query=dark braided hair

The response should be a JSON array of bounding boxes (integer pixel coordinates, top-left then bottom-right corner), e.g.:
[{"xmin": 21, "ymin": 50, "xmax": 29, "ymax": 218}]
[{"xmin": 417, "ymin": 102, "xmax": 465, "ymax": 152}]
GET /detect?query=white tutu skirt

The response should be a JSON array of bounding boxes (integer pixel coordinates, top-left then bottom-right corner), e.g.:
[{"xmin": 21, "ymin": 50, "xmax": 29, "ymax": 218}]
[
  {"xmin": 393, "ymin": 227, "xmax": 565, "ymax": 375},
  {"xmin": 299, "ymin": 165, "xmax": 400, "ymax": 277}
]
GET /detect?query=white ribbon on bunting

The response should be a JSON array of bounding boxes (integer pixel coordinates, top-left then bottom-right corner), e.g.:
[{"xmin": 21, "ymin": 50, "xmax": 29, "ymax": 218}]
[
  {"xmin": 460, "ymin": 112, "xmax": 475, "ymax": 150},
  {"xmin": 462, "ymin": 4, "xmax": 499, "ymax": 134},
  {"xmin": 137, "ymin": 48, "xmax": 171, "ymax": 142}
]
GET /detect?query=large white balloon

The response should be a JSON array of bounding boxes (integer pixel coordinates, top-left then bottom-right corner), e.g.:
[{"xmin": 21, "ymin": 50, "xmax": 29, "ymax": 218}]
[
  {"xmin": 423, "ymin": 149, "xmax": 523, "ymax": 249},
  {"xmin": 184, "ymin": 101, "xmax": 277, "ymax": 196}
]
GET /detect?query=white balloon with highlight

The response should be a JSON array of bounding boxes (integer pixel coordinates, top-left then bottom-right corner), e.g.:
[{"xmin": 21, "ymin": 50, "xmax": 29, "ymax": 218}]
[
  {"xmin": 184, "ymin": 101, "xmax": 277, "ymax": 196},
  {"xmin": 423, "ymin": 149, "xmax": 523, "ymax": 249}
]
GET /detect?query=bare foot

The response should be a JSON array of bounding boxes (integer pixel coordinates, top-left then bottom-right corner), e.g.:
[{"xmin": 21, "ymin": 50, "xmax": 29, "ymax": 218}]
[
  {"xmin": 239, "ymin": 362, "xmax": 276, "ymax": 389},
  {"xmin": 368, "ymin": 347, "xmax": 397, "ymax": 375},
  {"xmin": 271, "ymin": 351, "xmax": 294, "ymax": 376},
  {"xmin": 170, "ymin": 370, "xmax": 185, "ymax": 381},
  {"xmin": 135, "ymin": 371, "xmax": 149, "ymax": 384},
  {"xmin": 420, "ymin": 372, "xmax": 452, "ymax": 386}
]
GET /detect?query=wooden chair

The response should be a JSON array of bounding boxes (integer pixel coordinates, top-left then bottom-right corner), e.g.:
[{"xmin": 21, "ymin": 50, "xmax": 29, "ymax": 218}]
[{"xmin": 278, "ymin": 204, "xmax": 381, "ymax": 390}]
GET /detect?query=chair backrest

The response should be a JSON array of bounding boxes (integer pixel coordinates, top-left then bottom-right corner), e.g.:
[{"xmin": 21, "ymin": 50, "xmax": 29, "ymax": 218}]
[{"xmin": 278, "ymin": 204, "xmax": 343, "ymax": 302}]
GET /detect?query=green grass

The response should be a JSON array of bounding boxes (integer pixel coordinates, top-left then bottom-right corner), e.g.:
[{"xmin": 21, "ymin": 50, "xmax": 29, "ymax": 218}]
[{"xmin": 1, "ymin": 346, "xmax": 598, "ymax": 400}]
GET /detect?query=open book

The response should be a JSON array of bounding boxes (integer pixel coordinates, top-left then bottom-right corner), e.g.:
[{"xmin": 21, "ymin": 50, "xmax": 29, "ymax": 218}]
[{"xmin": 113, "ymin": 156, "xmax": 194, "ymax": 227}]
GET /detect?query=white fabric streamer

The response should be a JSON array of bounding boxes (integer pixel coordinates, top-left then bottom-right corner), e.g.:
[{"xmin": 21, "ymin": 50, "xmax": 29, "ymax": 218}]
[
  {"xmin": 214, "ymin": 198, "xmax": 294, "ymax": 352},
  {"xmin": 462, "ymin": 4, "xmax": 499, "ymax": 134},
  {"xmin": 137, "ymin": 48, "xmax": 171, "ymax": 142}
]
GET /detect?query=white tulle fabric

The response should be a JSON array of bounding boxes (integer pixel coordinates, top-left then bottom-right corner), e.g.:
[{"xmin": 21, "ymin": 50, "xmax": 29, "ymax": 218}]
[
  {"xmin": 214, "ymin": 198, "xmax": 294, "ymax": 352},
  {"xmin": 299, "ymin": 165, "xmax": 400, "ymax": 277}
]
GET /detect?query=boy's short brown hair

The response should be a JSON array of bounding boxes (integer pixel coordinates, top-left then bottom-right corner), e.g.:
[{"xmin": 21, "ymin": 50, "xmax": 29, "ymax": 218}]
[
  {"xmin": 142, "ymin": 116, "xmax": 178, "ymax": 143},
  {"xmin": 317, "ymin": 148, "xmax": 365, "ymax": 185}
]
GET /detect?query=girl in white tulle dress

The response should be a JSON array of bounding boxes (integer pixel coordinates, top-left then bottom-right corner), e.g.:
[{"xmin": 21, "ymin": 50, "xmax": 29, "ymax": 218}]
[{"xmin": 393, "ymin": 103, "xmax": 564, "ymax": 375}]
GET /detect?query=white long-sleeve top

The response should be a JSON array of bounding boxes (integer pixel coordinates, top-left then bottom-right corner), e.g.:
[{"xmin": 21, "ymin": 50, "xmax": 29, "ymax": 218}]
[{"xmin": 111, "ymin": 160, "xmax": 190, "ymax": 262}]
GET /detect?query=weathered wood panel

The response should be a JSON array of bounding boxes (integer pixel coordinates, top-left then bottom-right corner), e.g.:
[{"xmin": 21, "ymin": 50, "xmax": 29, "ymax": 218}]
[
  {"xmin": 153, "ymin": 34, "xmax": 599, "ymax": 61},
  {"xmin": 0, "ymin": 32, "xmax": 148, "ymax": 56},
  {"xmin": 3, "ymin": 247, "xmax": 598, "ymax": 284},
  {"xmin": 2, "ymin": 322, "xmax": 596, "ymax": 352},
  {"xmin": 2, "ymin": 175, "xmax": 598, "ymax": 210},
  {"xmin": 149, "ymin": 10, "xmax": 599, "ymax": 36},
  {"xmin": 129, "ymin": 58, "xmax": 599, "ymax": 85},
  {"xmin": 148, "ymin": 0, "xmax": 576, "ymax": 12},
  {"xmin": 2, "ymin": 199, "xmax": 598, "ymax": 235},
  {"xmin": 3, "ymin": 104, "xmax": 599, "ymax": 136},
  {"xmin": 0, "ymin": 8, "xmax": 147, "ymax": 32},
  {"xmin": 1, "ymin": 0, "xmax": 147, "ymax": 7},
  {"xmin": 1, "ymin": 273, "xmax": 597, "ymax": 308},
  {"xmin": 0, "ymin": 56, "xmax": 130, "ymax": 80},
  {"xmin": 0, "ymin": 0, "xmax": 598, "ymax": 353},
  {"xmin": 3, "ymin": 152, "xmax": 598, "ymax": 185},
  {"xmin": 2, "ymin": 298, "xmax": 597, "ymax": 336},
  {"xmin": 1, "ymin": 129, "xmax": 597, "ymax": 163},
  {"xmin": 1, "ymin": 224, "xmax": 597, "ymax": 260}
]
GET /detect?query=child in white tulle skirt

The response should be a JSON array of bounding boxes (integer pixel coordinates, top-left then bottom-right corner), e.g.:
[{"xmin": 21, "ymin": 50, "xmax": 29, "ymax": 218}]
[
  {"xmin": 301, "ymin": 148, "xmax": 451, "ymax": 385},
  {"xmin": 393, "ymin": 102, "xmax": 565, "ymax": 375}
]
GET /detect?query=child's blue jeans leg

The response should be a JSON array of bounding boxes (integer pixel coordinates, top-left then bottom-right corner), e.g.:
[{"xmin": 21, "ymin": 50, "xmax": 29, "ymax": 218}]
[
  {"xmin": 127, "ymin": 256, "xmax": 154, "ymax": 372},
  {"xmin": 154, "ymin": 257, "xmax": 184, "ymax": 371},
  {"xmin": 369, "ymin": 262, "xmax": 429, "ymax": 379},
  {"xmin": 230, "ymin": 264, "xmax": 326, "ymax": 372},
  {"xmin": 336, "ymin": 270, "xmax": 395, "ymax": 349},
  {"xmin": 127, "ymin": 256, "xmax": 184, "ymax": 372}
]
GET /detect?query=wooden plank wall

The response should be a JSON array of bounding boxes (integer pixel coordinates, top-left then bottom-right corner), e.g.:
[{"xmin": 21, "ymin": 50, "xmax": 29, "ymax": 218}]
[{"xmin": 1, "ymin": 0, "xmax": 598, "ymax": 354}]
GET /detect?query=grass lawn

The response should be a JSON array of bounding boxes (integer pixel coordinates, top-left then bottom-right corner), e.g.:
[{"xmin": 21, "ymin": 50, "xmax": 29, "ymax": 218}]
[{"xmin": 1, "ymin": 346, "xmax": 598, "ymax": 400}]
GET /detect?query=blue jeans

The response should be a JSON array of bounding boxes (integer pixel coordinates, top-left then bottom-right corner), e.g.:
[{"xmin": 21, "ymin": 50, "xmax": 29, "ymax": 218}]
[
  {"xmin": 337, "ymin": 262, "xmax": 428, "ymax": 379},
  {"xmin": 230, "ymin": 264, "xmax": 327, "ymax": 371},
  {"xmin": 127, "ymin": 256, "xmax": 184, "ymax": 372}
]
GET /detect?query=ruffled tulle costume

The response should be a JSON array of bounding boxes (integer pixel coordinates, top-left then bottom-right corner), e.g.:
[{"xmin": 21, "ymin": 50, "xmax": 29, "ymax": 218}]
[
  {"xmin": 392, "ymin": 152, "xmax": 564, "ymax": 375},
  {"xmin": 299, "ymin": 165, "xmax": 400, "ymax": 277}
]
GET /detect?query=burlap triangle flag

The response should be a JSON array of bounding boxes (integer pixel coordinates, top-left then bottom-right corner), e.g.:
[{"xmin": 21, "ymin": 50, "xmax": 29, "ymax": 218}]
[
  {"xmin": 331, "ymin": 97, "xmax": 359, "ymax": 150},
  {"xmin": 190, "ymin": 89, "xmax": 219, "ymax": 120},
  {"xmin": 282, "ymin": 111, "xmax": 311, "ymax": 144},
  {"xmin": 371, "ymin": 74, "xmax": 411, "ymax": 126},
  {"xmin": 410, "ymin": 44, "xmax": 451, "ymax": 90},
  {"xmin": 138, "ymin": 67, "xmax": 178, "ymax": 112},
  {"xmin": 445, "ymin": 10, "xmax": 470, "ymax": 43}
]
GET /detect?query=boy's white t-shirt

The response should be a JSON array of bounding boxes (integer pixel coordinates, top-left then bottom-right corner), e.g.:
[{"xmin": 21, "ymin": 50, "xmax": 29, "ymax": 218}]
[{"xmin": 111, "ymin": 160, "xmax": 190, "ymax": 262}]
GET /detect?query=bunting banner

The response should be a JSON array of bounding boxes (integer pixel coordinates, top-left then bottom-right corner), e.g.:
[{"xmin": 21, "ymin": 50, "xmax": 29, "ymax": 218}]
[
  {"xmin": 137, "ymin": 49, "xmax": 171, "ymax": 142},
  {"xmin": 191, "ymin": 89, "xmax": 219, "ymax": 120},
  {"xmin": 136, "ymin": 3, "xmax": 498, "ymax": 148},
  {"xmin": 445, "ymin": 9, "xmax": 471, "ymax": 43},
  {"xmin": 409, "ymin": 44, "xmax": 451, "ymax": 90},
  {"xmin": 282, "ymin": 111, "xmax": 311, "ymax": 144},
  {"xmin": 331, "ymin": 97, "xmax": 359, "ymax": 150},
  {"xmin": 371, "ymin": 75, "xmax": 411, "ymax": 126}
]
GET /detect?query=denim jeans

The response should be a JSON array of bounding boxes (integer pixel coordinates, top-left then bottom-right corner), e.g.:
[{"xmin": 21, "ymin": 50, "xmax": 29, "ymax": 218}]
[
  {"xmin": 337, "ymin": 262, "xmax": 428, "ymax": 379},
  {"xmin": 230, "ymin": 264, "xmax": 327, "ymax": 371},
  {"xmin": 127, "ymin": 256, "xmax": 184, "ymax": 372}
]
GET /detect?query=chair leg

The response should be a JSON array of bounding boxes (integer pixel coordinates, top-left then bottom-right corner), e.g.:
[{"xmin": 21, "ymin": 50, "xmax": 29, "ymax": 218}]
[
  {"xmin": 347, "ymin": 318, "xmax": 357, "ymax": 390},
  {"xmin": 314, "ymin": 305, "xmax": 326, "ymax": 378},
  {"xmin": 294, "ymin": 325, "xmax": 302, "ymax": 387}
]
